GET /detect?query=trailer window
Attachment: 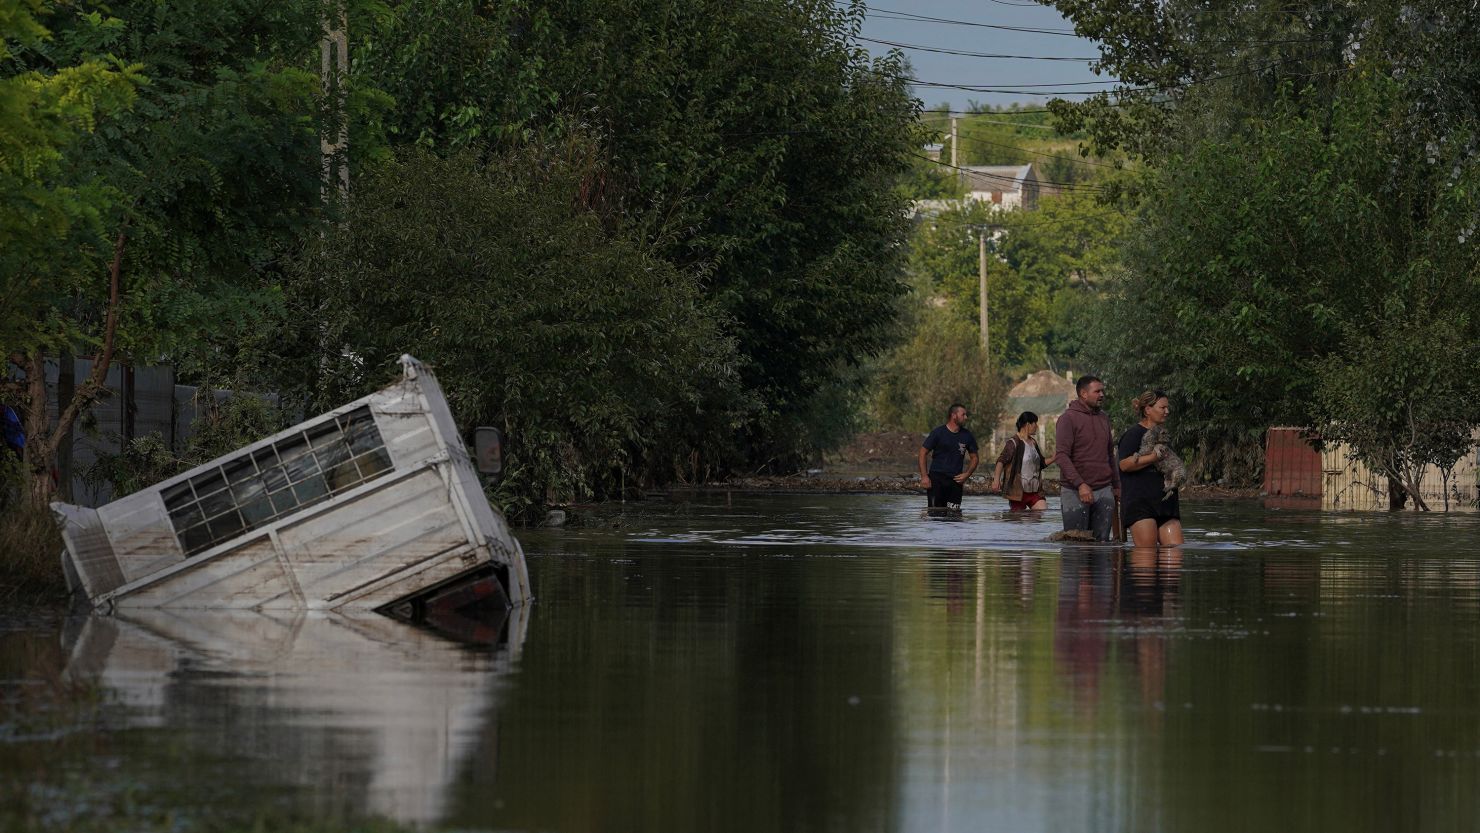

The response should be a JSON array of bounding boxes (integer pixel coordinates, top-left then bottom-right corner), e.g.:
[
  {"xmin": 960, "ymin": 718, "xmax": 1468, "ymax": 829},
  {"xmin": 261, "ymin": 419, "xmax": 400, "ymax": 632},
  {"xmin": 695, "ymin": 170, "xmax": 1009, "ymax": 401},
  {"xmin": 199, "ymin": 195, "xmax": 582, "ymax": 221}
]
[{"xmin": 164, "ymin": 406, "xmax": 393, "ymax": 555}]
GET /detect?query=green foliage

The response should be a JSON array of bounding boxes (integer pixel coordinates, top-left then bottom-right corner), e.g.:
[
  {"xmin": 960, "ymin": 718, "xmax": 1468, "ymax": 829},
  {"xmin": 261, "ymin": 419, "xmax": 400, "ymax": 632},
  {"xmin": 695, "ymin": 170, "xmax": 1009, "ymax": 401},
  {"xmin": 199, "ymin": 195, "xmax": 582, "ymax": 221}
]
[
  {"xmin": 868, "ymin": 302, "xmax": 1008, "ymax": 434},
  {"xmin": 286, "ymin": 141, "xmax": 739, "ymax": 517},
  {"xmin": 1088, "ymin": 68, "xmax": 1480, "ymax": 487},
  {"xmin": 898, "ymin": 154, "xmax": 964, "ymax": 201},
  {"xmin": 0, "ymin": 2, "xmax": 142, "ymax": 352},
  {"xmin": 5, "ymin": 0, "xmax": 331, "ymax": 360},
  {"xmin": 1313, "ymin": 306, "xmax": 1480, "ymax": 511},
  {"xmin": 81, "ymin": 433, "xmax": 175, "ymax": 497},
  {"xmin": 901, "ymin": 188, "xmax": 1129, "ymax": 378},
  {"xmin": 354, "ymin": 0, "xmax": 919, "ymax": 469}
]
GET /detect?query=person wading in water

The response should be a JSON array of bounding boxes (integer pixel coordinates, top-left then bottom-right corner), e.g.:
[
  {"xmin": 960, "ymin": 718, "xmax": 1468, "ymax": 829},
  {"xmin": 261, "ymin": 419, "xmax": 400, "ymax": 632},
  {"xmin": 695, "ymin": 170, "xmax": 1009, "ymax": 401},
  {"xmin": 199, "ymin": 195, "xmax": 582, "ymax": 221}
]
[
  {"xmin": 1118, "ymin": 390, "xmax": 1186, "ymax": 548},
  {"xmin": 918, "ymin": 403, "xmax": 979, "ymax": 514},
  {"xmin": 989, "ymin": 411, "xmax": 1060, "ymax": 511},
  {"xmin": 1054, "ymin": 376, "xmax": 1121, "ymax": 541}
]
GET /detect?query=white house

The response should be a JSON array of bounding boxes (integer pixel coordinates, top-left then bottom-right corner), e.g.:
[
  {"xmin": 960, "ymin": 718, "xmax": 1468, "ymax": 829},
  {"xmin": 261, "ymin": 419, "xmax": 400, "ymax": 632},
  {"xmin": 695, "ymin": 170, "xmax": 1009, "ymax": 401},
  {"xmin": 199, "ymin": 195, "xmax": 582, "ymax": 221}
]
[
  {"xmin": 960, "ymin": 164, "xmax": 1040, "ymax": 210},
  {"xmin": 912, "ymin": 162, "xmax": 1042, "ymax": 219}
]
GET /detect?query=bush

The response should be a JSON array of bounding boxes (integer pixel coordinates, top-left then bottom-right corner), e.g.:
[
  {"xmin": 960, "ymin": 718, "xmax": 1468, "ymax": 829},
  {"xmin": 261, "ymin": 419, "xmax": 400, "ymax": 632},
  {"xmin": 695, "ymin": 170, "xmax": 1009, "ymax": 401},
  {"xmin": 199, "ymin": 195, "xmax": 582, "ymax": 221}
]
[
  {"xmin": 868, "ymin": 303, "xmax": 1008, "ymax": 434},
  {"xmin": 286, "ymin": 140, "xmax": 739, "ymax": 519},
  {"xmin": 0, "ymin": 453, "xmax": 67, "ymax": 601}
]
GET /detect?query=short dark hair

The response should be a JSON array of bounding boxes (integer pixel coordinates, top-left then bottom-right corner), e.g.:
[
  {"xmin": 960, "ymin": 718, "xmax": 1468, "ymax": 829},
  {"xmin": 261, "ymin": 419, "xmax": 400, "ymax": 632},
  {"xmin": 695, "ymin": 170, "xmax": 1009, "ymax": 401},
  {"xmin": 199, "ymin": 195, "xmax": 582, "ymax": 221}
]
[
  {"xmin": 1016, "ymin": 411, "xmax": 1038, "ymax": 430},
  {"xmin": 1075, "ymin": 375, "xmax": 1103, "ymax": 395},
  {"xmin": 947, "ymin": 403, "xmax": 967, "ymax": 419}
]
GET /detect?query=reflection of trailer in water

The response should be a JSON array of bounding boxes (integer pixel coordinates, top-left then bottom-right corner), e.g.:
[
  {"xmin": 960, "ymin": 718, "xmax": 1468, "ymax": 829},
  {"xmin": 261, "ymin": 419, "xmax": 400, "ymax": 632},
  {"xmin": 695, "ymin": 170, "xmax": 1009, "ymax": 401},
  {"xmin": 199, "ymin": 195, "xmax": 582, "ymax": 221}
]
[
  {"xmin": 62, "ymin": 607, "xmax": 526, "ymax": 826},
  {"xmin": 53, "ymin": 355, "xmax": 529, "ymax": 615}
]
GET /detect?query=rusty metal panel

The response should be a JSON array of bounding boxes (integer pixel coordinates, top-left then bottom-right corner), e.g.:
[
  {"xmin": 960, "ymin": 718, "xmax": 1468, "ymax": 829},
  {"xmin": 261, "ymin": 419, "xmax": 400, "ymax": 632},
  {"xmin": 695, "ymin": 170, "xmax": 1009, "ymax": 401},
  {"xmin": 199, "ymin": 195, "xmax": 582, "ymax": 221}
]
[
  {"xmin": 99, "ymin": 491, "xmax": 185, "ymax": 583},
  {"xmin": 1263, "ymin": 427, "xmax": 1322, "ymax": 497}
]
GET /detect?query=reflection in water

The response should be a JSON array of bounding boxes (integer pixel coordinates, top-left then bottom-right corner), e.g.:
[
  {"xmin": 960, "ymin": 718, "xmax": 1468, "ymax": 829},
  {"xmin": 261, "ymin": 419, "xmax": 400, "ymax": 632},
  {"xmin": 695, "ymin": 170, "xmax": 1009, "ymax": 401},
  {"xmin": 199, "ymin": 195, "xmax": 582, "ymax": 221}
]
[
  {"xmin": 7, "ymin": 495, "xmax": 1480, "ymax": 832},
  {"xmin": 57, "ymin": 608, "xmax": 526, "ymax": 827}
]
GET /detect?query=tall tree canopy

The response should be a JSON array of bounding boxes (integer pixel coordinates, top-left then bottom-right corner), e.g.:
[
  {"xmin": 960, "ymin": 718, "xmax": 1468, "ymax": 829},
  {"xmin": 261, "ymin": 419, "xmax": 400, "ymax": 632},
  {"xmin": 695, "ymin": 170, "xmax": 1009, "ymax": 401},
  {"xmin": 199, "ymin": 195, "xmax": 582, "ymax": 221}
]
[
  {"xmin": 353, "ymin": 0, "xmax": 921, "ymax": 467},
  {"xmin": 1049, "ymin": 0, "xmax": 1480, "ymax": 496}
]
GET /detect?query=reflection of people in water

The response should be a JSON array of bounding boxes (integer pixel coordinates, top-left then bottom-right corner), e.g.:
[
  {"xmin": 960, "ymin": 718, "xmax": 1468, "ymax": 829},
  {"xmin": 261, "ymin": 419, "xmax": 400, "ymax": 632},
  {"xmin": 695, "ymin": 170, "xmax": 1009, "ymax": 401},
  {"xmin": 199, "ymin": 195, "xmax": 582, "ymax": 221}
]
[
  {"xmin": 1054, "ymin": 550, "xmax": 1182, "ymax": 712},
  {"xmin": 1054, "ymin": 551, "xmax": 1117, "ymax": 707},
  {"xmin": 1120, "ymin": 548, "xmax": 1180, "ymax": 709}
]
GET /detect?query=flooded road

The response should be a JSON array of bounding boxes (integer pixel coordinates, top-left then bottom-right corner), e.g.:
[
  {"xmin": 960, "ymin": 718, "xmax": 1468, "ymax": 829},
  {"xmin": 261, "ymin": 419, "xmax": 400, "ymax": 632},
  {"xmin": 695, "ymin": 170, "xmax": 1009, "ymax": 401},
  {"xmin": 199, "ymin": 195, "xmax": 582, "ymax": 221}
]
[{"xmin": 4, "ymin": 493, "xmax": 1480, "ymax": 831}]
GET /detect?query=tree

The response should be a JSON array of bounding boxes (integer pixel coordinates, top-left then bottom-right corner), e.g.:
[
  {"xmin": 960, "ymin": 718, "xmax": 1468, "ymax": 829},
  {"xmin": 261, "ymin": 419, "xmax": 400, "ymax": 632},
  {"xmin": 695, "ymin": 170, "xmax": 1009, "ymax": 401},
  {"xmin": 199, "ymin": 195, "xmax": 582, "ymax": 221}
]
[
  {"xmin": 2, "ymin": 1, "xmax": 141, "ymax": 501},
  {"xmin": 1088, "ymin": 69, "xmax": 1480, "ymax": 487},
  {"xmin": 354, "ymin": 0, "xmax": 920, "ymax": 469},
  {"xmin": 3, "ymin": 0, "xmax": 346, "ymax": 501},
  {"xmin": 288, "ymin": 142, "xmax": 739, "ymax": 517}
]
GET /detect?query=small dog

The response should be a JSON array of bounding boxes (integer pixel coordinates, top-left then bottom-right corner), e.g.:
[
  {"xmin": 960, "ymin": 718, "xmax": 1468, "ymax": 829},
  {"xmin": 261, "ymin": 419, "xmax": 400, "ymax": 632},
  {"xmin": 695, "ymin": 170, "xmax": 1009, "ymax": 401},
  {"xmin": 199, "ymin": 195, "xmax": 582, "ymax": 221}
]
[{"xmin": 1137, "ymin": 424, "xmax": 1187, "ymax": 499}]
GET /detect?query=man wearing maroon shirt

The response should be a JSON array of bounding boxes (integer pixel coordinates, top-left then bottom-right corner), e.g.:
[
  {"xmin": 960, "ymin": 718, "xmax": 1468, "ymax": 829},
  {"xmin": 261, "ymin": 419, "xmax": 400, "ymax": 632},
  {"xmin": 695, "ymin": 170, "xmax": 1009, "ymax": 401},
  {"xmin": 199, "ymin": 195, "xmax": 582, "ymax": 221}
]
[{"xmin": 1054, "ymin": 376, "xmax": 1121, "ymax": 541}]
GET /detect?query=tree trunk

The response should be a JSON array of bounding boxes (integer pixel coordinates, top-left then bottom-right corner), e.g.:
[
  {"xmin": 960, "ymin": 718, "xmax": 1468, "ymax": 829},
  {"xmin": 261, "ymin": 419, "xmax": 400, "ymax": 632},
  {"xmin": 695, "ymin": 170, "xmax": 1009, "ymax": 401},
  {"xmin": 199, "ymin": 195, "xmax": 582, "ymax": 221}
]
[
  {"xmin": 18, "ymin": 227, "xmax": 127, "ymax": 506},
  {"xmin": 1386, "ymin": 474, "xmax": 1408, "ymax": 511}
]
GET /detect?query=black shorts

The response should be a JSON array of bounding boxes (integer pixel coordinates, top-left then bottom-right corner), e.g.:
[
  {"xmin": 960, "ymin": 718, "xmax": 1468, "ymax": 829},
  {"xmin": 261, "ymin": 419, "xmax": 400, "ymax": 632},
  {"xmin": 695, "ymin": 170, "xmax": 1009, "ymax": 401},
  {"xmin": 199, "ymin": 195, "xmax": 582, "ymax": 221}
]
[
  {"xmin": 1121, "ymin": 490, "xmax": 1181, "ymax": 528},
  {"xmin": 928, "ymin": 472, "xmax": 964, "ymax": 509}
]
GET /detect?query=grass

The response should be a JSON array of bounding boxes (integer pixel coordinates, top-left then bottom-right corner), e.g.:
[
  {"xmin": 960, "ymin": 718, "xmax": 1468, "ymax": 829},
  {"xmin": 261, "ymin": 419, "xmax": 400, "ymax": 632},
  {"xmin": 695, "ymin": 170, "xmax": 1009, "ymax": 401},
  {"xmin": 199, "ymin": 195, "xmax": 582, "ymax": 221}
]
[{"xmin": 0, "ymin": 497, "xmax": 69, "ymax": 605}]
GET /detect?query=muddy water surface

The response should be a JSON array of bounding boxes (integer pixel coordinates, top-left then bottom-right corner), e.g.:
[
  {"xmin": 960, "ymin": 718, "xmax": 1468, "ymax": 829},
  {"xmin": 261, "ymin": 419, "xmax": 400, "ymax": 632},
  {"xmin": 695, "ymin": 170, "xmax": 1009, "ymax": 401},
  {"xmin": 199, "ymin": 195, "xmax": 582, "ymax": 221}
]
[{"xmin": 3, "ymin": 493, "xmax": 1480, "ymax": 832}]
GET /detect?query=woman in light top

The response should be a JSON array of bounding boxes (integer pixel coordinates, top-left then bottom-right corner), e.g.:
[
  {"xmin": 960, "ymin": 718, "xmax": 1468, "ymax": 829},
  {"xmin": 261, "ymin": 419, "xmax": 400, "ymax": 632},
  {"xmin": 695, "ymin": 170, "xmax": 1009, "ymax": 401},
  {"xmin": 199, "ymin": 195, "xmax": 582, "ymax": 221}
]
[{"xmin": 989, "ymin": 411, "xmax": 1060, "ymax": 511}]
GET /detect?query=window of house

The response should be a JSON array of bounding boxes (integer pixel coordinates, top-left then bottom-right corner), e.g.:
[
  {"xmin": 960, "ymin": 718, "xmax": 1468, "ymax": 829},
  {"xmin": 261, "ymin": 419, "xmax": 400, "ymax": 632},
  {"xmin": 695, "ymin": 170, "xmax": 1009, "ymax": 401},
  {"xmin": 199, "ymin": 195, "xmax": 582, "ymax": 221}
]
[{"xmin": 162, "ymin": 406, "xmax": 393, "ymax": 556}]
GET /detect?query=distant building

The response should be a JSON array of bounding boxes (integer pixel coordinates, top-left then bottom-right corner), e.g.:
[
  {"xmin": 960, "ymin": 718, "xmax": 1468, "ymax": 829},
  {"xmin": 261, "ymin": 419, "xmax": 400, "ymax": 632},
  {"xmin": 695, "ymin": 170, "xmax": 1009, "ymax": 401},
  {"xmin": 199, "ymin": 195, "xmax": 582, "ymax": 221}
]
[
  {"xmin": 912, "ymin": 162, "xmax": 1042, "ymax": 220},
  {"xmin": 990, "ymin": 370, "xmax": 1075, "ymax": 458},
  {"xmin": 960, "ymin": 164, "xmax": 1040, "ymax": 210}
]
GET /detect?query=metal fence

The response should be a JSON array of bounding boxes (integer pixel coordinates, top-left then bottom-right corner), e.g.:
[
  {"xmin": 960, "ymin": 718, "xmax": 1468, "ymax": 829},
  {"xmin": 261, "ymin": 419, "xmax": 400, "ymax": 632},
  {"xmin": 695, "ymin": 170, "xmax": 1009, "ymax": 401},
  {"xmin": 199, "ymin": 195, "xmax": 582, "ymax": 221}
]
[
  {"xmin": 1263, "ymin": 426, "xmax": 1480, "ymax": 511},
  {"xmin": 1319, "ymin": 436, "xmax": 1480, "ymax": 512}
]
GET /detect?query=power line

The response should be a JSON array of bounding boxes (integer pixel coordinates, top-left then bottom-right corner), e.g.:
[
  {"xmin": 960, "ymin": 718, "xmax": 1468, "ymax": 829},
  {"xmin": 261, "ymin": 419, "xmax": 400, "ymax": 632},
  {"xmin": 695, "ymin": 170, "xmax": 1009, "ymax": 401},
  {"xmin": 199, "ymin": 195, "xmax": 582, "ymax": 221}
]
[
  {"xmin": 906, "ymin": 78, "xmax": 1125, "ymax": 97},
  {"xmin": 909, "ymin": 151, "xmax": 1113, "ymax": 194},
  {"xmin": 900, "ymin": 54, "xmax": 1352, "ymax": 98},
  {"xmin": 859, "ymin": 3, "xmax": 1337, "ymax": 47},
  {"xmin": 951, "ymin": 132, "xmax": 1127, "ymax": 169},
  {"xmin": 857, "ymin": 36, "xmax": 1099, "ymax": 62},
  {"xmin": 865, "ymin": 6, "xmax": 1085, "ymax": 37}
]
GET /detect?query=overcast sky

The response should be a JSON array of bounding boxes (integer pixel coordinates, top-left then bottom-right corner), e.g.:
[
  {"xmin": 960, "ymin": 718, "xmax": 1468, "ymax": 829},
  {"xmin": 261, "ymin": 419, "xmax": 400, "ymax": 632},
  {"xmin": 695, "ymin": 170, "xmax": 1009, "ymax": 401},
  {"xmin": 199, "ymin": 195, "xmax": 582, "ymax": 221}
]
[{"xmin": 853, "ymin": 0, "xmax": 1117, "ymax": 110}]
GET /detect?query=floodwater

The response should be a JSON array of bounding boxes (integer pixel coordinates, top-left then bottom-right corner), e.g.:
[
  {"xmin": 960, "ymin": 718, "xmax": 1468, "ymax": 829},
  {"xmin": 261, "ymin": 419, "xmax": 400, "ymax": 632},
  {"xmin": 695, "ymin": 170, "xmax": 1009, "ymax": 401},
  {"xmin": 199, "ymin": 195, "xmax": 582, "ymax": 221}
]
[{"xmin": 4, "ymin": 493, "xmax": 1480, "ymax": 832}]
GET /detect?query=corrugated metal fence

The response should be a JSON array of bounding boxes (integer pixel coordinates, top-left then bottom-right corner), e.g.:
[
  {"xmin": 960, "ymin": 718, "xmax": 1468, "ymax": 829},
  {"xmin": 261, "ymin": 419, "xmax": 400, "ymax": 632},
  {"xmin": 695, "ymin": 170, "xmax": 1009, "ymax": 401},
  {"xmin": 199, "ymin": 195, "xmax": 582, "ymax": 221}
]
[{"xmin": 35, "ymin": 359, "xmax": 277, "ymax": 507}]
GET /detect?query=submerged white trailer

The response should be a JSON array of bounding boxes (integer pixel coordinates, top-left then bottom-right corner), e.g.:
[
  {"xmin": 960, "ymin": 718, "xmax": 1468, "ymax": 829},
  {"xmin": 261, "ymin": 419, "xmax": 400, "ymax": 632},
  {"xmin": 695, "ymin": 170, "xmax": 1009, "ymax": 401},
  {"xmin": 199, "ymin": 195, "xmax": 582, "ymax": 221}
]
[{"xmin": 53, "ymin": 355, "xmax": 530, "ymax": 615}]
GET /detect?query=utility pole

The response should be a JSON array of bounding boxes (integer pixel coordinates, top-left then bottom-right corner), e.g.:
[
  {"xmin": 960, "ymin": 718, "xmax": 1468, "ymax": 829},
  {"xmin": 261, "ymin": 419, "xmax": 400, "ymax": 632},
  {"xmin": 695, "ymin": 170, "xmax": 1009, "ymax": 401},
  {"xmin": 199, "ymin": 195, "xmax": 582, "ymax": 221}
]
[
  {"xmin": 321, "ymin": 0, "xmax": 348, "ymax": 202},
  {"xmin": 950, "ymin": 116, "xmax": 958, "ymax": 168},
  {"xmin": 950, "ymin": 116, "xmax": 960, "ymax": 194},
  {"xmin": 979, "ymin": 230, "xmax": 989, "ymax": 377}
]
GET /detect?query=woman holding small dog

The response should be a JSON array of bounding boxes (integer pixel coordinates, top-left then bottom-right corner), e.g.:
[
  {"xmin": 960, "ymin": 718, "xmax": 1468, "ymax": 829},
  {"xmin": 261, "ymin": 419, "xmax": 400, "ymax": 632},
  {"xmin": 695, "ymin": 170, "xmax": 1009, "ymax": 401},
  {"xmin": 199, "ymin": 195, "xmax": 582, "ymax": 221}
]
[{"xmin": 1118, "ymin": 390, "xmax": 1184, "ymax": 547}]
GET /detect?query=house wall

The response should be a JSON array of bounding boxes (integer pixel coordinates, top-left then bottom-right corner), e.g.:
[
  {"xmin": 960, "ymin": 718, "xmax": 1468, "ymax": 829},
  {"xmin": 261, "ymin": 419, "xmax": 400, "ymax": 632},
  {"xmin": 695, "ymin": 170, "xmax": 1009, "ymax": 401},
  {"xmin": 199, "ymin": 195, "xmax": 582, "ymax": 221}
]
[{"xmin": 967, "ymin": 189, "xmax": 1022, "ymax": 209}]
